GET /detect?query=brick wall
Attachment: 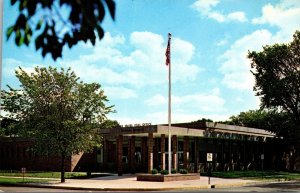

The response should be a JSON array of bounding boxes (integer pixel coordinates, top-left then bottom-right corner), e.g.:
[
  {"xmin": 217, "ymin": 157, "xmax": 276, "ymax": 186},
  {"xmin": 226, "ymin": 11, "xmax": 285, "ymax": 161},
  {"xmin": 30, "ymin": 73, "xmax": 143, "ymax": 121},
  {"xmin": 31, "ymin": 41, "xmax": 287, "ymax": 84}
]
[{"xmin": 0, "ymin": 137, "xmax": 96, "ymax": 172}]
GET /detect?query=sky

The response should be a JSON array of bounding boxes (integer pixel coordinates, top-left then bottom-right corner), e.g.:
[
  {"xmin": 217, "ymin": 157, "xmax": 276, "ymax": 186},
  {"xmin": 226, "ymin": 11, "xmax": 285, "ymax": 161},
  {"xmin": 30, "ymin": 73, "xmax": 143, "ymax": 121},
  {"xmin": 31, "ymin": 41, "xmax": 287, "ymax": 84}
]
[{"xmin": 1, "ymin": 0, "xmax": 300, "ymax": 125}]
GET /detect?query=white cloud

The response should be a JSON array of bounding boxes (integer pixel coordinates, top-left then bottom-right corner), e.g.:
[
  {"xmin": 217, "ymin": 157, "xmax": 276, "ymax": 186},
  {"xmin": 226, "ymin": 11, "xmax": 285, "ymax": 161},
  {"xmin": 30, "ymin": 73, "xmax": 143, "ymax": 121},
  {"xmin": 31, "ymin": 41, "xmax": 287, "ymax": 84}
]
[
  {"xmin": 228, "ymin": 12, "xmax": 247, "ymax": 22},
  {"xmin": 208, "ymin": 11, "xmax": 226, "ymax": 22},
  {"xmin": 191, "ymin": 0, "xmax": 248, "ymax": 23},
  {"xmin": 107, "ymin": 115, "xmax": 148, "ymax": 125},
  {"xmin": 145, "ymin": 88, "xmax": 225, "ymax": 114},
  {"xmin": 104, "ymin": 86, "xmax": 137, "ymax": 99},
  {"xmin": 235, "ymin": 97, "xmax": 244, "ymax": 102},
  {"xmin": 15, "ymin": 67, "xmax": 36, "ymax": 75},
  {"xmin": 78, "ymin": 33, "xmax": 134, "ymax": 67},
  {"xmin": 145, "ymin": 111, "xmax": 229, "ymax": 125},
  {"xmin": 145, "ymin": 94, "xmax": 167, "ymax": 106},
  {"xmin": 3, "ymin": 58, "xmax": 42, "ymax": 79},
  {"xmin": 252, "ymin": 0, "xmax": 300, "ymax": 41},
  {"xmin": 63, "ymin": 63, "xmax": 143, "ymax": 87},
  {"xmin": 220, "ymin": 0, "xmax": 300, "ymax": 91},
  {"xmin": 81, "ymin": 32, "xmax": 126, "ymax": 49},
  {"xmin": 3, "ymin": 58, "xmax": 23, "ymax": 77},
  {"xmin": 130, "ymin": 31, "xmax": 164, "ymax": 55},
  {"xmin": 211, "ymin": 88, "xmax": 221, "ymax": 95},
  {"xmin": 61, "ymin": 31, "xmax": 202, "ymax": 88},
  {"xmin": 172, "ymin": 92, "xmax": 225, "ymax": 112},
  {"xmin": 219, "ymin": 30, "xmax": 273, "ymax": 90},
  {"xmin": 192, "ymin": 0, "xmax": 219, "ymax": 13}
]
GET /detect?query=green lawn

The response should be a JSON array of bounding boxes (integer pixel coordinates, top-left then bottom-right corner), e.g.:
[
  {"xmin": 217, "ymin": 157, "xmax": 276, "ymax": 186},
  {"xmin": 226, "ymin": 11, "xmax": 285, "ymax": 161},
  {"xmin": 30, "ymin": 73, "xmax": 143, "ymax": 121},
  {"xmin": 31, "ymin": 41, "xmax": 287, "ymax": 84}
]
[
  {"xmin": 0, "ymin": 171, "xmax": 86, "ymax": 179},
  {"xmin": 0, "ymin": 176, "xmax": 51, "ymax": 185},
  {"xmin": 0, "ymin": 171, "xmax": 112, "ymax": 179},
  {"xmin": 2, "ymin": 170, "xmax": 299, "ymax": 182},
  {"xmin": 201, "ymin": 170, "xmax": 300, "ymax": 180}
]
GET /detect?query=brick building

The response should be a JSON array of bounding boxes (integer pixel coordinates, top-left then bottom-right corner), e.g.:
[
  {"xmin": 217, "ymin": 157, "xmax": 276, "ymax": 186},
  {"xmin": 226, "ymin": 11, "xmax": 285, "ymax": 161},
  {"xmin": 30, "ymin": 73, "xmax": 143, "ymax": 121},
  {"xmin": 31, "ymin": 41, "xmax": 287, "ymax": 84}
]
[
  {"xmin": 0, "ymin": 122, "xmax": 279, "ymax": 173},
  {"xmin": 0, "ymin": 137, "xmax": 97, "ymax": 172},
  {"xmin": 98, "ymin": 122, "xmax": 277, "ymax": 175}
]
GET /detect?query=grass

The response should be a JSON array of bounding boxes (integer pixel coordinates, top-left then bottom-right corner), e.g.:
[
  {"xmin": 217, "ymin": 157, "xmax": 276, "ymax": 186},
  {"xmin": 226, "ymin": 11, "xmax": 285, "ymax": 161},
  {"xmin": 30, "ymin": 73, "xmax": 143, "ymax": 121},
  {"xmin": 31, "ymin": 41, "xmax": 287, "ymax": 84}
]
[
  {"xmin": 0, "ymin": 176, "xmax": 51, "ymax": 185},
  {"xmin": 0, "ymin": 171, "xmax": 85, "ymax": 179},
  {"xmin": 0, "ymin": 171, "xmax": 112, "ymax": 185},
  {"xmin": 0, "ymin": 170, "xmax": 112, "ymax": 179},
  {"xmin": 201, "ymin": 170, "xmax": 300, "ymax": 181}
]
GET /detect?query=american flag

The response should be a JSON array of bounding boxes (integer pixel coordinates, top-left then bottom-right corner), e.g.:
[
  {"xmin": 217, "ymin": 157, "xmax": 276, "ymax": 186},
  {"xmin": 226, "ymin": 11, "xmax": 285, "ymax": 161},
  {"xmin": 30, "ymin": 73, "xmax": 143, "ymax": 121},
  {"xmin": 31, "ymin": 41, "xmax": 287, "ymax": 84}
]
[{"xmin": 165, "ymin": 33, "xmax": 171, "ymax": 66}]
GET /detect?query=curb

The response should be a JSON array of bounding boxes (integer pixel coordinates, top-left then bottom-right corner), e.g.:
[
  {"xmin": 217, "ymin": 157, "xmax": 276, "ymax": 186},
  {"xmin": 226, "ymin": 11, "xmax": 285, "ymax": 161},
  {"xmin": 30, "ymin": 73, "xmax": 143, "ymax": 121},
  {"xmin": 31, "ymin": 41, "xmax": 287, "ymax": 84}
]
[
  {"xmin": 213, "ymin": 178, "xmax": 298, "ymax": 189},
  {"xmin": 0, "ymin": 182, "xmax": 259, "ymax": 191},
  {"xmin": 1, "ymin": 183, "xmax": 213, "ymax": 191},
  {"xmin": 1, "ymin": 178, "xmax": 298, "ymax": 191}
]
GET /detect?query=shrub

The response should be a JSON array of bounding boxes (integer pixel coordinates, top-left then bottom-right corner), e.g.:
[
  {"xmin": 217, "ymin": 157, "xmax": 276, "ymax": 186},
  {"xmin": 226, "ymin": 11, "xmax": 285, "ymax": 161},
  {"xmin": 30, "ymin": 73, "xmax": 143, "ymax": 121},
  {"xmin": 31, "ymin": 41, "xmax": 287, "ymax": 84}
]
[
  {"xmin": 179, "ymin": 169, "xmax": 188, "ymax": 174},
  {"xmin": 171, "ymin": 169, "xmax": 177, "ymax": 174},
  {"xmin": 160, "ymin": 170, "xmax": 169, "ymax": 175},
  {"xmin": 151, "ymin": 169, "xmax": 158, "ymax": 174}
]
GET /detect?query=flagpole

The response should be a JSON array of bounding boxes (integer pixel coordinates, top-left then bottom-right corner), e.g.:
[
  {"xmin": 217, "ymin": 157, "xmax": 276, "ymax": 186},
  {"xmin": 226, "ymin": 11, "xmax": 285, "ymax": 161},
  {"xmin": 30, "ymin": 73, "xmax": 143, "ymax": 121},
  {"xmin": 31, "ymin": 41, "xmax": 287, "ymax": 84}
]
[
  {"xmin": 167, "ymin": 33, "xmax": 172, "ymax": 174},
  {"xmin": 0, "ymin": 0, "xmax": 3, "ymax": 115}
]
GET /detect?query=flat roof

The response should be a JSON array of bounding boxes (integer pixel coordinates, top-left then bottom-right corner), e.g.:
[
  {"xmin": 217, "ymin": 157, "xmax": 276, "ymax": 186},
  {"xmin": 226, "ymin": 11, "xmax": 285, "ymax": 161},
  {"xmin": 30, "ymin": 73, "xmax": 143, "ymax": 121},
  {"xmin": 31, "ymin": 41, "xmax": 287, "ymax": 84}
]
[{"xmin": 99, "ymin": 122, "xmax": 276, "ymax": 139}]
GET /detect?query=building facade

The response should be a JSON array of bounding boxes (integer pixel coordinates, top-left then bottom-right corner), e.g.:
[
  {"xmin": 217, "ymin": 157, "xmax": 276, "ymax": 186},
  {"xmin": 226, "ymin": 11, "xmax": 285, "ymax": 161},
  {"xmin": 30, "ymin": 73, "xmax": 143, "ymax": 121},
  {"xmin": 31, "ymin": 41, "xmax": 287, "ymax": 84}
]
[
  {"xmin": 97, "ymin": 122, "xmax": 277, "ymax": 175},
  {"xmin": 0, "ymin": 137, "xmax": 96, "ymax": 172},
  {"xmin": 1, "ymin": 122, "xmax": 283, "ymax": 173}
]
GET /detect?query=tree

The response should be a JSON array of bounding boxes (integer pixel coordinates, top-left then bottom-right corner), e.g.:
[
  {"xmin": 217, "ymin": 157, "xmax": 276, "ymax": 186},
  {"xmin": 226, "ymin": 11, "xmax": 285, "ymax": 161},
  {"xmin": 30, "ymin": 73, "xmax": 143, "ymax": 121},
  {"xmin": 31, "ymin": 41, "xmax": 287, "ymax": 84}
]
[
  {"xmin": 193, "ymin": 118, "xmax": 213, "ymax": 123},
  {"xmin": 224, "ymin": 110, "xmax": 297, "ymax": 171},
  {"xmin": 248, "ymin": 30, "xmax": 300, "ymax": 143},
  {"xmin": 1, "ymin": 66, "xmax": 114, "ymax": 182},
  {"xmin": 6, "ymin": 0, "xmax": 115, "ymax": 60},
  {"xmin": 248, "ymin": 31, "xmax": 300, "ymax": 171},
  {"xmin": 99, "ymin": 119, "xmax": 120, "ymax": 130},
  {"xmin": 224, "ymin": 109, "xmax": 292, "ymax": 139},
  {"xmin": 0, "ymin": 117, "xmax": 18, "ymax": 137}
]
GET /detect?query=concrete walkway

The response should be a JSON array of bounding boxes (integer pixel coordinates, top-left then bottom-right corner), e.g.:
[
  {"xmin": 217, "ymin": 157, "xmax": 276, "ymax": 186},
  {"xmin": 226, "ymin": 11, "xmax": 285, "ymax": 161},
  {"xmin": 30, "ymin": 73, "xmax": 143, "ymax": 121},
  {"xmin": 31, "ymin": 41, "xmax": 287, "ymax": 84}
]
[{"xmin": 26, "ymin": 174, "xmax": 261, "ymax": 191}]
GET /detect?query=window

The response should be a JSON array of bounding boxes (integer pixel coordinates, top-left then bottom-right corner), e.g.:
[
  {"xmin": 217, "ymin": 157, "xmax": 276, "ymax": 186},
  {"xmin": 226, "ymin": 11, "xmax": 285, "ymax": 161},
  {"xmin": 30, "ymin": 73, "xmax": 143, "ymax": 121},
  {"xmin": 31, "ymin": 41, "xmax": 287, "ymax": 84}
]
[{"xmin": 135, "ymin": 147, "xmax": 141, "ymax": 163}]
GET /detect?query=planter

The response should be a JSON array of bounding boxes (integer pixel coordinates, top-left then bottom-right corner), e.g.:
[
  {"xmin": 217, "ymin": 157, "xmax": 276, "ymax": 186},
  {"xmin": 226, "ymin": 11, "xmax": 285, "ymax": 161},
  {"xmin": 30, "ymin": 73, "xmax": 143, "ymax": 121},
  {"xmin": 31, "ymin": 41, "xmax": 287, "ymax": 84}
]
[{"xmin": 136, "ymin": 173, "xmax": 200, "ymax": 182}]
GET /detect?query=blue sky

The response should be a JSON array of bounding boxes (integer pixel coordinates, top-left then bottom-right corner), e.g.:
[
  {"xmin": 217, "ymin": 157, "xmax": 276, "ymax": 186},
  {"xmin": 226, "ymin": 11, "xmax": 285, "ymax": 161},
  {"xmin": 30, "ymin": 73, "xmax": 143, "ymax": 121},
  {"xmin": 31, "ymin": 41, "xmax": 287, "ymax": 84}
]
[{"xmin": 2, "ymin": 0, "xmax": 300, "ymax": 125}]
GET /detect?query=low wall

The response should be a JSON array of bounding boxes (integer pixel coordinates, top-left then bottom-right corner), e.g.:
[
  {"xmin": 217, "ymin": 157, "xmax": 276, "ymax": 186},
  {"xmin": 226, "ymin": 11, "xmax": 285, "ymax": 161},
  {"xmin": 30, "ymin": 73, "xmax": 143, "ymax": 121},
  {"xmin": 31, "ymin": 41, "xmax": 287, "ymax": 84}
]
[{"xmin": 137, "ymin": 174, "xmax": 200, "ymax": 182}]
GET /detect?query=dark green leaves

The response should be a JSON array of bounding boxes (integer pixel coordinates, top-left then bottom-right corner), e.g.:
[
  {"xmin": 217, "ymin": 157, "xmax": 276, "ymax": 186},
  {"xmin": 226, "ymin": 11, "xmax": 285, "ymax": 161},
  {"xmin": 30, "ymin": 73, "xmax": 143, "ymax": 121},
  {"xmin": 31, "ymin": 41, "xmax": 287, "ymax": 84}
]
[
  {"xmin": 105, "ymin": 0, "xmax": 116, "ymax": 20},
  {"xmin": 2, "ymin": 66, "xmax": 114, "ymax": 155},
  {"xmin": 1, "ymin": 66, "xmax": 115, "ymax": 182},
  {"xmin": 35, "ymin": 19, "xmax": 43, "ymax": 30},
  {"xmin": 248, "ymin": 30, "xmax": 300, "ymax": 140},
  {"xmin": 15, "ymin": 13, "xmax": 26, "ymax": 29},
  {"xmin": 6, "ymin": 26, "xmax": 14, "ymax": 39},
  {"xmin": 7, "ymin": 0, "xmax": 116, "ymax": 60}
]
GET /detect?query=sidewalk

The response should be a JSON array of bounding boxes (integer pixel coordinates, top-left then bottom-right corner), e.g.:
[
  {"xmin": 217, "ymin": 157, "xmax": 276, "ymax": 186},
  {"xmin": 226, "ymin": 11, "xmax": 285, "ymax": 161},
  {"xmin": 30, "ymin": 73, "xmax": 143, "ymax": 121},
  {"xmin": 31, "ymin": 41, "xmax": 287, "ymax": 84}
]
[{"xmin": 20, "ymin": 174, "xmax": 263, "ymax": 191}]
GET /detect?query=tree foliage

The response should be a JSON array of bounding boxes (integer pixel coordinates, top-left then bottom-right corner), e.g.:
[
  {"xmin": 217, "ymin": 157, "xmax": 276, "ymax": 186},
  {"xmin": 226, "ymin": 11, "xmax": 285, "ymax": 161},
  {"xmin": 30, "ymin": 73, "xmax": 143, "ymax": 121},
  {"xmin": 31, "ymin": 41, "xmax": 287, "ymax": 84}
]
[
  {"xmin": 98, "ymin": 119, "xmax": 120, "ymax": 130},
  {"xmin": 224, "ymin": 110, "xmax": 292, "ymax": 139},
  {"xmin": 0, "ymin": 117, "xmax": 18, "ymax": 137},
  {"xmin": 193, "ymin": 118, "xmax": 213, "ymax": 123},
  {"xmin": 6, "ymin": 0, "xmax": 115, "ymax": 60},
  {"xmin": 248, "ymin": 30, "xmax": 300, "ymax": 141},
  {"xmin": 1, "ymin": 66, "xmax": 114, "ymax": 182}
]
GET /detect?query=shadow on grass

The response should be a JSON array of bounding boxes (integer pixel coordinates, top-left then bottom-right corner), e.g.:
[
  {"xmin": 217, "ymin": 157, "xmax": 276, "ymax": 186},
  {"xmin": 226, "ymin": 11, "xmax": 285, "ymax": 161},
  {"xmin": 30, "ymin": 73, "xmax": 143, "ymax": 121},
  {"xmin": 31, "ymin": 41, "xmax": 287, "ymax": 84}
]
[
  {"xmin": 68, "ymin": 173, "xmax": 113, "ymax": 179},
  {"xmin": 252, "ymin": 181, "xmax": 300, "ymax": 189}
]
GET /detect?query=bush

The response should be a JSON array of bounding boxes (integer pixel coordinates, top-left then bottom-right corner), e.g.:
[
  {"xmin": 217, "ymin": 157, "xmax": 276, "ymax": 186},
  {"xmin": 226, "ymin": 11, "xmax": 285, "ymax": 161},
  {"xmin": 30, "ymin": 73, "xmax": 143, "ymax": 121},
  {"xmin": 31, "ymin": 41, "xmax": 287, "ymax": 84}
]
[
  {"xmin": 160, "ymin": 170, "xmax": 169, "ymax": 175},
  {"xmin": 171, "ymin": 169, "xmax": 177, "ymax": 174},
  {"xmin": 179, "ymin": 169, "xmax": 188, "ymax": 174},
  {"xmin": 151, "ymin": 169, "xmax": 158, "ymax": 174}
]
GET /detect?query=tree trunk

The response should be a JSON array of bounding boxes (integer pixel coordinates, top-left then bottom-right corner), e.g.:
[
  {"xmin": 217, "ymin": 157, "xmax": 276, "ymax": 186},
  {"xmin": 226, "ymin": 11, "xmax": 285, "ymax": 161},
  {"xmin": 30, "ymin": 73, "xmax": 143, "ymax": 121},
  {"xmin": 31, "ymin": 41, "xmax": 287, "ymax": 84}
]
[{"xmin": 61, "ymin": 152, "xmax": 66, "ymax": 183}]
